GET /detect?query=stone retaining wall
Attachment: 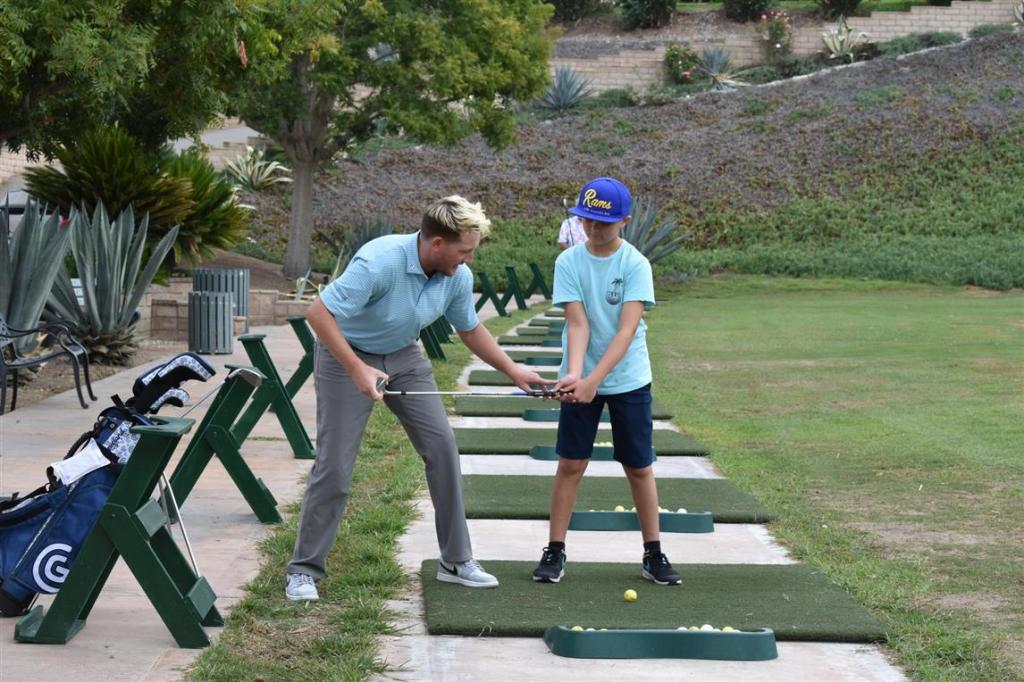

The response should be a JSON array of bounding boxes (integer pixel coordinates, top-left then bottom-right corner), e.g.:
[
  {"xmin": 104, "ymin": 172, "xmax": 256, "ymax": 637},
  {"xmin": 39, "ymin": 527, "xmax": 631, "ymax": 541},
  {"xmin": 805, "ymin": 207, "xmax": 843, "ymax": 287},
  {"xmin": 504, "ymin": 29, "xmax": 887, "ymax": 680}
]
[
  {"xmin": 139, "ymin": 277, "xmax": 309, "ymax": 342},
  {"xmin": 552, "ymin": 0, "xmax": 1017, "ymax": 91}
]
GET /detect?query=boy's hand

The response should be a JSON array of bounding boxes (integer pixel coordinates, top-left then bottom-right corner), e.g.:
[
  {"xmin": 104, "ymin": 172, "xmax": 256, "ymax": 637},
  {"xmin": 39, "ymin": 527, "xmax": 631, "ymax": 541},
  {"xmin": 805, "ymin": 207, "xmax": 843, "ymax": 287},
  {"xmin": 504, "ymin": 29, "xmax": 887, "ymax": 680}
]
[{"xmin": 566, "ymin": 376, "xmax": 598, "ymax": 404}]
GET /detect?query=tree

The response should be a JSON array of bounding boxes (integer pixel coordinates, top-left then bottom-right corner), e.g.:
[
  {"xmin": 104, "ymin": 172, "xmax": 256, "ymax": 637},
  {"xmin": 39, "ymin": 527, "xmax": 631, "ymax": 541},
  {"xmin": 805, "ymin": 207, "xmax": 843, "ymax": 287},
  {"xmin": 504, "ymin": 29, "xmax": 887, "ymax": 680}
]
[
  {"xmin": 0, "ymin": 0, "xmax": 248, "ymax": 157},
  {"xmin": 230, "ymin": 0, "xmax": 554, "ymax": 278}
]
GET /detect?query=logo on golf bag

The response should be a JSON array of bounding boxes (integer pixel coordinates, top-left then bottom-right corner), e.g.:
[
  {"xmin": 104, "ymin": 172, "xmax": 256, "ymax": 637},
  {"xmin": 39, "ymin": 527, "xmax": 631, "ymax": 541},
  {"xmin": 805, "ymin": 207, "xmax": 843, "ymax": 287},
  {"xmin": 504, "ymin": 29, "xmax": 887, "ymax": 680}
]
[
  {"xmin": 606, "ymin": 277, "xmax": 623, "ymax": 305},
  {"xmin": 32, "ymin": 543, "xmax": 73, "ymax": 593}
]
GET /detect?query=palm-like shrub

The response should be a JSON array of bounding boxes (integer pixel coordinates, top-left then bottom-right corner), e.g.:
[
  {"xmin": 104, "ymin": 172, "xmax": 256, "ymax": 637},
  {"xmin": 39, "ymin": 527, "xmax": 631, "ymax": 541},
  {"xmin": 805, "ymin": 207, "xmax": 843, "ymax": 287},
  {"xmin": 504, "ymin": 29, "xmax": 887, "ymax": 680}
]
[
  {"xmin": 622, "ymin": 197, "xmax": 689, "ymax": 264},
  {"xmin": 538, "ymin": 67, "xmax": 592, "ymax": 112},
  {"xmin": 165, "ymin": 151, "xmax": 249, "ymax": 264},
  {"xmin": 24, "ymin": 126, "xmax": 191, "ymax": 231},
  {"xmin": 24, "ymin": 126, "xmax": 248, "ymax": 267},
  {"xmin": 223, "ymin": 146, "xmax": 292, "ymax": 192},
  {"xmin": 696, "ymin": 47, "xmax": 747, "ymax": 91},
  {"xmin": 1, "ymin": 200, "xmax": 72, "ymax": 352},
  {"xmin": 46, "ymin": 205, "xmax": 178, "ymax": 365}
]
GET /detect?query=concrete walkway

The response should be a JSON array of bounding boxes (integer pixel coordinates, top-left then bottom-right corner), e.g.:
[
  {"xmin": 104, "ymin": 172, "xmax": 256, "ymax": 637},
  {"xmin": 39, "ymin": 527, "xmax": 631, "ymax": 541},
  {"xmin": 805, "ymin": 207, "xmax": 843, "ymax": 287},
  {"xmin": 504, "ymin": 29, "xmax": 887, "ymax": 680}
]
[{"xmin": 0, "ymin": 324, "xmax": 312, "ymax": 681}]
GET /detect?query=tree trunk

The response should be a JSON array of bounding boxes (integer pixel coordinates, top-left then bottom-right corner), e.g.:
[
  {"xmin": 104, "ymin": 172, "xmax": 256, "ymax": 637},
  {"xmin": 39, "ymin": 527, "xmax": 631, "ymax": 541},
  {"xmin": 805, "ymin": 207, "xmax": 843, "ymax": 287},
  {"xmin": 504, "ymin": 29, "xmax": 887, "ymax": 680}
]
[{"xmin": 283, "ymin": 157, "xmax": 316, "ymax": 279}]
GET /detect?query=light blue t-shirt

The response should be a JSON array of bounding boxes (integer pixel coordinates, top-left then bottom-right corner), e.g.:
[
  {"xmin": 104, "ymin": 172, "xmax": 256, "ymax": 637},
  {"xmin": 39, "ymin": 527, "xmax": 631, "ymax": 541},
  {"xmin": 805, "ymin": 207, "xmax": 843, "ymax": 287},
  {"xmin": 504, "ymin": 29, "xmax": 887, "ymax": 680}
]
[
  {"xmin": 319, "ymin": 232, "xmax": 479, "ymax": 354},
  {"xmin": 553, "ymin": 240, "xmax": 655, "ymax": 394}
]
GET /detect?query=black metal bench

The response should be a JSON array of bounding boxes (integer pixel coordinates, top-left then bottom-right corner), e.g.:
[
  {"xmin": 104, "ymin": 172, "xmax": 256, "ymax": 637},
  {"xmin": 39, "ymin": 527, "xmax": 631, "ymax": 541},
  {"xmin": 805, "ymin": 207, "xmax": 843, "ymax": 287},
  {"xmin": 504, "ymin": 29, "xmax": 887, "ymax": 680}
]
[{"xmin": 0, "ymin": 316, "xmax": 96, "ymax": 414}]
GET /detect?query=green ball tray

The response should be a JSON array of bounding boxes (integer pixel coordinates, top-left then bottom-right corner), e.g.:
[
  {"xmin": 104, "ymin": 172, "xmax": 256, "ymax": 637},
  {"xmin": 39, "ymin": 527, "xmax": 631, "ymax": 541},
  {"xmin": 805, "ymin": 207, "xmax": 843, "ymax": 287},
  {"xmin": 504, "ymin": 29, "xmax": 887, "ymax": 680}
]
[
  {"xmin": 529, "ymin": 445, "xmax": 656, "ymax": 461},
  {"xmin": 522, "ymin": 407, "xmax": 608, "ymax": 421},
  {"xmin": 543, "ymin": 626, "xmax": 778, "ymax": 660},
  {"xmin": 524, "ymin": 357, "xmax": 562, "ymax": 367},
  {"xmin": 568, "ymin": 510, "xmax": 714, "ymax": 533}
]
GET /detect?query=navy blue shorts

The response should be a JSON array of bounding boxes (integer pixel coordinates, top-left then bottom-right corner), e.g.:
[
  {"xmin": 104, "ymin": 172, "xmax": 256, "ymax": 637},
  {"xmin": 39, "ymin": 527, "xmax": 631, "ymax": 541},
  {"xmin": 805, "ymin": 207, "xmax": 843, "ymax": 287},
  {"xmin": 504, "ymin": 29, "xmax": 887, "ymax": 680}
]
[{"xmin": 556, "ymin": 384, "xmax": 653, "ymax": 468}]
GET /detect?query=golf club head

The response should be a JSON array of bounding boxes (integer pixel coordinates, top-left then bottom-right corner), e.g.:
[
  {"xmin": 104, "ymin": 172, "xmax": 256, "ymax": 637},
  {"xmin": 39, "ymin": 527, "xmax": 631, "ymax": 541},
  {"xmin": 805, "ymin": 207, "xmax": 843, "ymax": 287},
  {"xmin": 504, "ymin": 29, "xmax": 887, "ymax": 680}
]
[{"xmin": 228, "ymin": 367, "xmax": 263, "ymax": 388}]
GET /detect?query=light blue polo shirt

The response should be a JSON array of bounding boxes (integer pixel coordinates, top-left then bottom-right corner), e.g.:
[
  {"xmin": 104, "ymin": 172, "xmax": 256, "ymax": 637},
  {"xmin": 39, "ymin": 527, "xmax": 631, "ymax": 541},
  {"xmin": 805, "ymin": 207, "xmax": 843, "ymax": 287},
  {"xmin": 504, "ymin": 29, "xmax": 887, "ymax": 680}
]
[
  {"xmin": 319, "ymin": 232, "xmax": 479, "ymax": 354},
  {"xmin": 553, "ymin": 240, "xmax": 655, "ymax": 394}
]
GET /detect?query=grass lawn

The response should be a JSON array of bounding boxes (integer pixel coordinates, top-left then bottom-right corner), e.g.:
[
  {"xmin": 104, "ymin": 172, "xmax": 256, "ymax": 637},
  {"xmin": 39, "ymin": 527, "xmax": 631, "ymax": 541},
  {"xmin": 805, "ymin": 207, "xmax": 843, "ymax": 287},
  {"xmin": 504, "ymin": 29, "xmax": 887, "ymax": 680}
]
[
  {"xmin": 186, "ymin": 308, "xmax": 535, "ymax": 680},
  {"xmin": 647, "ymin": 275, "xmax": 1024, "ymax": 680}
]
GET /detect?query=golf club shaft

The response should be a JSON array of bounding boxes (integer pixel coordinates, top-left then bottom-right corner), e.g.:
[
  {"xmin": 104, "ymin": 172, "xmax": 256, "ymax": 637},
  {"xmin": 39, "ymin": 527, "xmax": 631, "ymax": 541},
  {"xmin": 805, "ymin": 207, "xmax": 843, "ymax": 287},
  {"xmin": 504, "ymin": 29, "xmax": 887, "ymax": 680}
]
[{"xmin": 383, "ymin": 389, "xmax": 562, "ymax": 397}]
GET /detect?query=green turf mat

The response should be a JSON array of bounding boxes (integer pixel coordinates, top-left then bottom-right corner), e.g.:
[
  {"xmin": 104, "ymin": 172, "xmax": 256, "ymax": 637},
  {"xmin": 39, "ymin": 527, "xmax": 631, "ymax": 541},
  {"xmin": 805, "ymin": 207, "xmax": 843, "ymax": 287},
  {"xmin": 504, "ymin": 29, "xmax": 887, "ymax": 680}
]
[
  {"xmin": 525, "ymin": 357, "xmax": 561, "ymax": 366},
  {"xmin": 454, "ymin": 396, "xmax": 672, "ymax": 419},
  {"xmin": 420, "ymin": 561, "xmax": 886, "ymax": 642},
  {"xmin": 453, "ymin": 428, "xmax": 708, "ymax": 456},
  {"xmin": 504, "ymin": 350, "xmax": 563, "ymax": 361},
  {"xmin": 462, "ymin": 476, "xmax": 772, "ymax": 523},
  {"xmin": 469, "ymin": 369, "xmax": 557, "ymax": 385},
  {"xmin": 547, "ymin": 308, "xmax": 564, "ymax": 317},
  {"xmin": 530, "ymin": 445, "xmax": 649, "ymax": 461},
  {"xmin": 529, "ymin": 318, "xmax": 565, "ymax": 326}
]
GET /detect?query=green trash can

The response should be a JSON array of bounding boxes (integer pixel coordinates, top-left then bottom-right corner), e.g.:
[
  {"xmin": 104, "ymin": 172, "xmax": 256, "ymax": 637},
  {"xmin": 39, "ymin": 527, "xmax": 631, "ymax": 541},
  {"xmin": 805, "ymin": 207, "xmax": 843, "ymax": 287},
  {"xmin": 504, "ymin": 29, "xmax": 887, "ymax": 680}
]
[
  {"xmin": 188, "ymin": 292, "xmax": 234, "ymax": 354},
  {"xmin": 192, "ymin": 267, "xmax": 250, "ymax": 331}
]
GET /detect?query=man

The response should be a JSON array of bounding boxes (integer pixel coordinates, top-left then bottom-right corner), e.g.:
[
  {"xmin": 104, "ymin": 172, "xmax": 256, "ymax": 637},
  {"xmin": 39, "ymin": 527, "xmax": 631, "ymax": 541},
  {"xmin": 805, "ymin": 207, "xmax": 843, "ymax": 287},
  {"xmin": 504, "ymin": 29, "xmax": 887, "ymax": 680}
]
[{"xmin": 286, "ymin": 195, "xmax": 548, "ymax": 601}]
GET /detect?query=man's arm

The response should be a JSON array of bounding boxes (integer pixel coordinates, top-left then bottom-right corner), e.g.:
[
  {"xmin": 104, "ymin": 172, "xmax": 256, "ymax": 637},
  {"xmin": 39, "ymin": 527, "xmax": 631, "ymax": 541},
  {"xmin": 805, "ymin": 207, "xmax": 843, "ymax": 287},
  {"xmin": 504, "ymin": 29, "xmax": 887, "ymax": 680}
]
[
  {"xmin": 560, "ymin": 301, "xmax": 644, "ymax": 404},
  {"xmin": 457, "ymin": 324, "xmax": 552, "ymax": 392},
  {"xmin": 306, "ymin": 298, "xmax": 388, "ymax": 400}
]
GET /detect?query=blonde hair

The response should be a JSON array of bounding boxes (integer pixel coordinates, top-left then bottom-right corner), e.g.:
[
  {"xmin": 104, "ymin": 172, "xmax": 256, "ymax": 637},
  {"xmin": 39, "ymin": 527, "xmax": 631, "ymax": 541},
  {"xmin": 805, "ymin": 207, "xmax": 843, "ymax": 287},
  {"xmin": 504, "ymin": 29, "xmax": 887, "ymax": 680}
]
[{"xmin": 421, "ymin": 195, "xmax": 491, "ymax": 241}]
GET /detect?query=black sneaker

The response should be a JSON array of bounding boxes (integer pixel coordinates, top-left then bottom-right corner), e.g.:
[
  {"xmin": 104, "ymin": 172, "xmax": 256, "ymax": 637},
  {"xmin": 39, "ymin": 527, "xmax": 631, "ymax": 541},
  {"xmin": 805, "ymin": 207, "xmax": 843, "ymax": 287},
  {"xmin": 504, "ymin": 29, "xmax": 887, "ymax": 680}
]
[
  {"xmin": 642, "ymin": 551, "xmax": 681, "ymax": 585},
  {"xmin": 532, "ymin": 545, "xmax": 566, "ymax": 583}
]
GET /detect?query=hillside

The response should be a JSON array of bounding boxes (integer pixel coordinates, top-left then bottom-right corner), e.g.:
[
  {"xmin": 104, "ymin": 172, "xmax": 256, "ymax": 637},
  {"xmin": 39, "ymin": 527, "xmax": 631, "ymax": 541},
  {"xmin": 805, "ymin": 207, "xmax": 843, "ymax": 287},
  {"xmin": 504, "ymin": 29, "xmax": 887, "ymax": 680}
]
[{"xmin": 247, "ymin": 31, "xmax": 1024, "ymax": 288}]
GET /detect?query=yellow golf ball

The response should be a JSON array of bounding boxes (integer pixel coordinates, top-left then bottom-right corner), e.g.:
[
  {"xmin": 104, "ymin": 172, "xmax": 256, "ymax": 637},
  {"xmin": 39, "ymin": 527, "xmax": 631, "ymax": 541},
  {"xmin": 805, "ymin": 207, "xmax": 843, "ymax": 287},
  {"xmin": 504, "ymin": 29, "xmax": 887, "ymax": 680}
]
[
  {"xmin": 571, "ymin": 625, "xmax": 583, "ymax": 631},
  {"xmin": 722, "ymin": 626, "xmax": 737, "ymax": 632},
  {"xmin": 614, "ymin": 505, "xmax": 625, "ymax": 512},
  {"xmin": 624, "ymin": 589, "xmax": 638, "ymax": 602}
]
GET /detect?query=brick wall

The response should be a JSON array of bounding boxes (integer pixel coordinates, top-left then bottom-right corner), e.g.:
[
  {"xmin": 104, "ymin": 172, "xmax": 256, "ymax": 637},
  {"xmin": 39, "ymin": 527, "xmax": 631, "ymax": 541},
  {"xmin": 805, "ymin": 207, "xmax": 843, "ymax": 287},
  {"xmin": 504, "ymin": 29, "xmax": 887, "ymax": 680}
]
[
  {"xmin": 552, "ymin": 0, "xmax": 1018, "ymax": 92},
  {"xmin": 144, "ymin": 284, "xmax": 309, "ymax": 342}
]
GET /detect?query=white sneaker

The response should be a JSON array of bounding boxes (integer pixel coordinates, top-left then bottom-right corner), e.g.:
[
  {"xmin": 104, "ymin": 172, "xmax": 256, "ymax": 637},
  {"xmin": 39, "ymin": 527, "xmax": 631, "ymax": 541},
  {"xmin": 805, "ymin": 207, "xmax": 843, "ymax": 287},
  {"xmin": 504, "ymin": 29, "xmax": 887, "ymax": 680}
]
[
  {"xmin": 437, "ymin": 559, "xmax": 499, "ymax": 588},
  {"xmin": 285, "ymin": 573, "xmax": 319, "ymax": 601}
]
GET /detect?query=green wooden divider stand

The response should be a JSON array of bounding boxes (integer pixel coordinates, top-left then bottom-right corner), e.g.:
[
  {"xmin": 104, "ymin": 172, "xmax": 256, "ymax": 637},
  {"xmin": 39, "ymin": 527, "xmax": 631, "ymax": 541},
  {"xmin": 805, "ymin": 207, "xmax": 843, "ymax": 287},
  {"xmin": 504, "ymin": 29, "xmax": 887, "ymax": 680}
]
[
  {"xmin": 15, "ymin": 417, "xmax": 223, "ymax": 648},
  {"xmin": 474, "ymin": 272, "xmax": 508, "ymax": 317},
  {"xmin": 283, "ymin": 316, "xmax": 315, "ymax": 399},
  {"xmin": 167, "ymin": 367, "xmax": 281, "ymax": 524},
  {"xmin": 231, "ymin": 334, "xmax": 314, "ymax": 460},
  {"xmin": 523, "ymin": 262, "xmax": 553, "ymax": 300},
  {"xmin": 501, "ymin": 266, "xmax": 529, "ymax": 312}
]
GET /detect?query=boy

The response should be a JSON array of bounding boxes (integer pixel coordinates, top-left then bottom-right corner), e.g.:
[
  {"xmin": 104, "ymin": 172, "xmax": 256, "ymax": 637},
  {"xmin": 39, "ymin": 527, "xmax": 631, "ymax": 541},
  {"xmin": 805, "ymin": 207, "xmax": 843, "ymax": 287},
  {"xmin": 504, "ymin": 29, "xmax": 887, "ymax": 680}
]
[{"xmin": 532, "ymin": 177, "xmax": 681, "ymax": 586}]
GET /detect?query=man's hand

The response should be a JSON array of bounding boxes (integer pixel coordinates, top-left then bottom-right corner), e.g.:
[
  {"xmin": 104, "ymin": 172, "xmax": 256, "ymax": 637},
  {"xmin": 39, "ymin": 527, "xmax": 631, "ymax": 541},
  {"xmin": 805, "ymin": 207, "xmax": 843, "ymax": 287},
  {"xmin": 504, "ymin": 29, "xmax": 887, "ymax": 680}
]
[
  {"xmin": 352, "ymin": 362, "xmax": 389, "ymax": 401},
  {"xmin": 508, "ymin": 365, "xmax": 554, "ymax": 396}
]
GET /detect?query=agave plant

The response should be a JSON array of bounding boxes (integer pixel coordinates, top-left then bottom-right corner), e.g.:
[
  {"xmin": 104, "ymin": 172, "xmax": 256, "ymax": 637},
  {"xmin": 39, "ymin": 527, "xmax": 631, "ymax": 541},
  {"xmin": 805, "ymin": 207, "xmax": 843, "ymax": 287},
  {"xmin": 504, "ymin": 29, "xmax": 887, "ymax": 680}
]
[
  {"xmin": 621, "ymin": 197, "xmax": 689, "ymax": 265},
  {"xmin": 333, "ymin": 217, "xmax": 396, "ymax": 279},
  {"xmin": 538, "ymin": 66, "xmax": 592, "ymax": 112},
  {"xmin": 46, "ymin": 205, "xmax": 178, "ymax": 365},
  {"xmin": 696, "ymin": 47, "xmax": 747, "ymax": 91},
  {"xmin": 223, "ymin": 146, "xmax": 292, "ymax": 192},
  {"xmin": 822, "ymin": 17, "xmax": 868, "ymax": 63},
  {"xmin": 0, "ymin": 200, "xmax": 73, "ymax": 353}
]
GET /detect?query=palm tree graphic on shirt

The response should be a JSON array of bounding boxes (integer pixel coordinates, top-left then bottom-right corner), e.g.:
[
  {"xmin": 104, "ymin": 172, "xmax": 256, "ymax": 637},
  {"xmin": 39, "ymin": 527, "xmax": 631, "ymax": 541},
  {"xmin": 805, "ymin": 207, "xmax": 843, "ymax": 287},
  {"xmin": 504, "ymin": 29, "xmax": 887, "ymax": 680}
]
[{"xmin": 606, "ymin": 277, "xmax": 623, "ymax": 305}]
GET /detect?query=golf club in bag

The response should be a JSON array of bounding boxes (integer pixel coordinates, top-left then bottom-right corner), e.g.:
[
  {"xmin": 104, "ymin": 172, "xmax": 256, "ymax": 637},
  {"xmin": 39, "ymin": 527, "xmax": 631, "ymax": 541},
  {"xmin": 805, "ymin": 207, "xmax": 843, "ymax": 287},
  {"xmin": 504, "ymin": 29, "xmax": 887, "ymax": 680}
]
[{"xmin": 0, "ymin": 352, "xmax": 215, "ymax": 616}]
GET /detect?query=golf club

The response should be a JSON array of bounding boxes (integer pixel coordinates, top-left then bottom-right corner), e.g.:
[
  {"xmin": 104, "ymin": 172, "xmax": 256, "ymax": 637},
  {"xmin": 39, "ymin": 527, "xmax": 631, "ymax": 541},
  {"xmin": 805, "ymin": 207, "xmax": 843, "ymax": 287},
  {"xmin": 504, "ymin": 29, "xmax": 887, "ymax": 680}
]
[{"xmin": 376, "ymin": 377, "xmax": 565, "ymax": 398}]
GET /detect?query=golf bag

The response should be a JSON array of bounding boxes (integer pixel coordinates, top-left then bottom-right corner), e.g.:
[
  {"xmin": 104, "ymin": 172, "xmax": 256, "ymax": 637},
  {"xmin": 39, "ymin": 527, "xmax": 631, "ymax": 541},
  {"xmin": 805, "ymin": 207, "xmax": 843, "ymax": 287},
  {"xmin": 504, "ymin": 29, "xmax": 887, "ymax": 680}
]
[{"xmin": 0, "ymin": 352, "xmax": 216, "ymax": 616}]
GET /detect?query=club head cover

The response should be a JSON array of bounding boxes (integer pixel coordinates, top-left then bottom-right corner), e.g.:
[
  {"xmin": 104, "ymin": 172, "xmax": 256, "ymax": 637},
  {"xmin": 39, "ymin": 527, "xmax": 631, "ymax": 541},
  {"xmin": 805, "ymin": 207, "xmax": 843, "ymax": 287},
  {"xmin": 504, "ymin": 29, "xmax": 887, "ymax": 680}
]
[
  {"xmin": 148, "ymin": 388, "xmax": 190, "ymax": 413},
  {"xmin": 130, "ymin": 352, "xmax": 215, "ymax": 413}
]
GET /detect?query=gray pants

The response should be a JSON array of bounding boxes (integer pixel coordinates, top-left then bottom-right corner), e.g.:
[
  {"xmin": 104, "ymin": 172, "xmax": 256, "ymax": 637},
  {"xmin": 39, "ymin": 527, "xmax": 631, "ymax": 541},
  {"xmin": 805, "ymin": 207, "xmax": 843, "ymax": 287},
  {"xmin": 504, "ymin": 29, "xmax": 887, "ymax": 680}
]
[{"xmin": 288, "ymin": 343, "xmax": 472, "ymax": 579}]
